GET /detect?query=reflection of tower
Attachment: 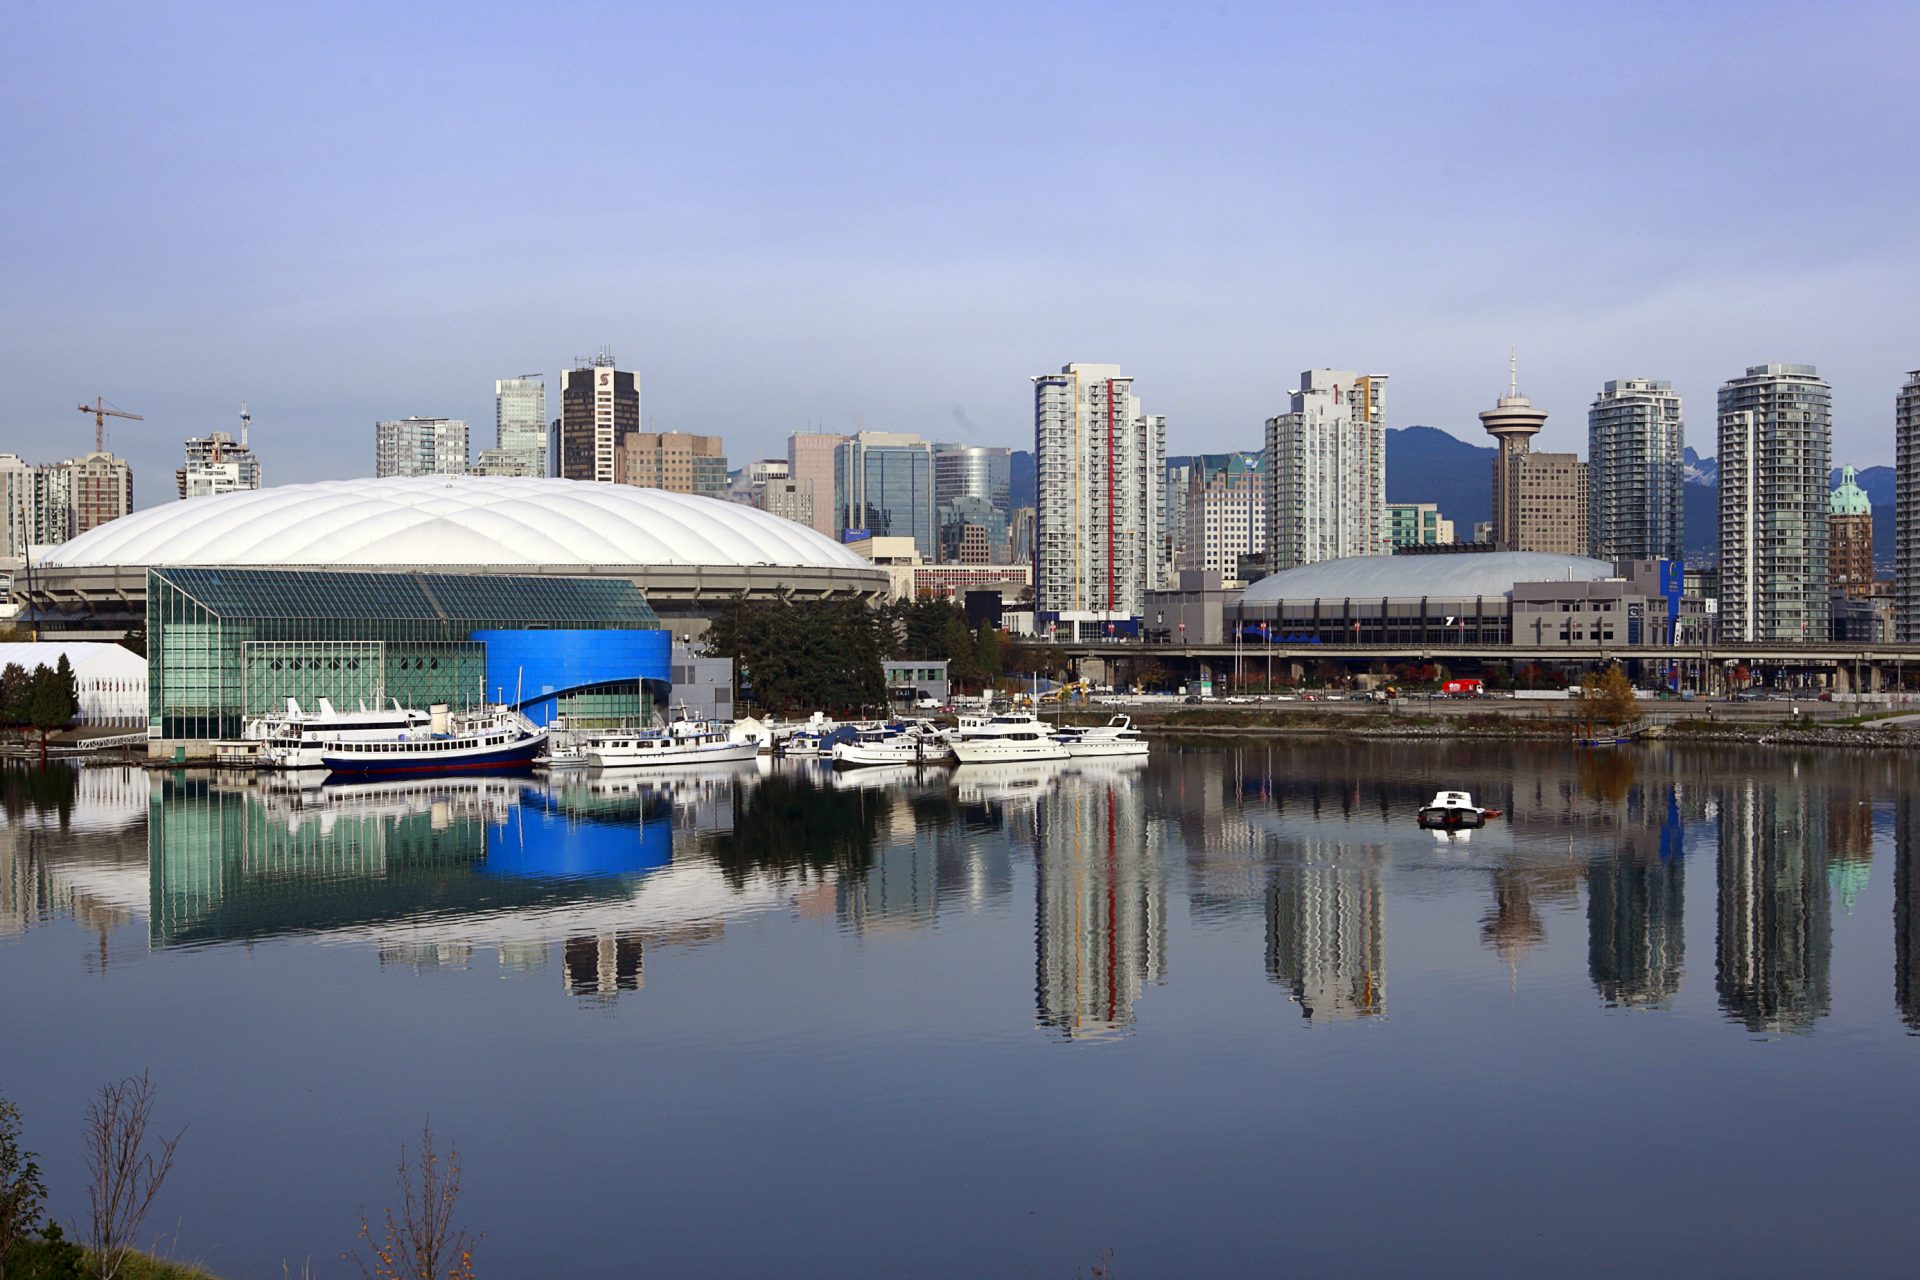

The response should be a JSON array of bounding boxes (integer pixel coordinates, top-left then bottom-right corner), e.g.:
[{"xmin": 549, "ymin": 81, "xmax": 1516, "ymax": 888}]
[
  {"xmin": 1034, "ymin": 777, "xmax": 1165, "ymax": 1038},
  {"xmin": 1587, "ymin": 847, "xmax": 1684, "ymax": 1008},
  {"xmin": 1264, "ymin": 841, "xmax": 1385, "ymax": 1021},
  {"xmin": 1896, "ymin": 783, "xmax": 1920, "ymax": 1031},
  {"xmin": 837, "ymin": 824, "xmax": 940, "ymax": 934},
  {"xmin": 1716, "ymin": 778, "xmax": 1831, "ymax": 1032},
  {"xmin": 563, "ymin": 933, "xmax": 643, "ymax": 999}
]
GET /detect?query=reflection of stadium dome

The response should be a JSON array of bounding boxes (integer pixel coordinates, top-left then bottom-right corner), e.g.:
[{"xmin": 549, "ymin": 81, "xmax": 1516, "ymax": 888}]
[
  {"xmin": 28, "ymin": 476, "xmax": 888, "ymax": 633},
  {"xmin": 1240, "ymin": 551, "xmax": 1615, "ymax": 603}
]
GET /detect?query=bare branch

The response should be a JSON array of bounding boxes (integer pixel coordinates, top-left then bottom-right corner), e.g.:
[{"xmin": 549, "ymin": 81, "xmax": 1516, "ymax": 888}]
[
  {"xmin": 81, "ymin": 1071, "xmax": 184, "ymax": 1280},
  {"xmin": 347, "ymin": 1121, "xmax": 478, "ymax": 1280}
]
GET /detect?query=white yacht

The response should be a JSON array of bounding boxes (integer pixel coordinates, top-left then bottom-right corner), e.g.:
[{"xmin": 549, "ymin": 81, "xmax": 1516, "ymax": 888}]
[
  {"xmin": 246, "ymin": 698, "xmax": 432, "ymax": 769},
  {"xmin": 1051, "ymin": 714, "xmax": 1149, "ymax": 759},
  {"xmin": 583, "ymin": 719, "xmax": 760, "ymax": 769},
  {"xmin": 950, "ymin": 712, "xmax": 1069, "ymax": 765},
  {"xmin": 831, "ymin": 726, "xmax": 921, "ymax": 769},
  {"xmin": 319, "ymin": 704, "xmax": 547, "ymax": 776}
]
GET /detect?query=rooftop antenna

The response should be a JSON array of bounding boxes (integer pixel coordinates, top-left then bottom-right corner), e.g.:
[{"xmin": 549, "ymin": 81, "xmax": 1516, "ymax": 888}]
[
  {"xmin": 239, "ymin": 402, "xmax": 251, "ymax": 450},
  {"xmin": 1509, "ymin": 349, "xmax": 1518, "ymax": 399}
]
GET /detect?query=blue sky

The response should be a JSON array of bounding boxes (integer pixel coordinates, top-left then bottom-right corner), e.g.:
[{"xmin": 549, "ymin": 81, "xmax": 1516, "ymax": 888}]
[{"xmin": 4, "ymin": 0, "xmax": 1916, "ymax": 501}]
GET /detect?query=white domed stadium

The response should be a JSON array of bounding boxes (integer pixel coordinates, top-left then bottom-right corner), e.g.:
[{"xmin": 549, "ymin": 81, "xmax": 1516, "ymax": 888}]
[{"xmin": 29, "ymin": 476, "xmax": 888, "ymax": 633}]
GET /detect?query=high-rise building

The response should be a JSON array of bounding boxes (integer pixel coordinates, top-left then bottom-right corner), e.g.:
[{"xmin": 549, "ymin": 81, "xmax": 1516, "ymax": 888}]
[
  {"xmin": 728, "ymin": 458, "xmax": 790, "ymax": 507},
  {"xmin": 558, "ymin": 350, "xmax": 639, "ymax": 483},
  {"xmin": 1588, "ymin": 378, "xmax": 1684, "ymax": 561},
  {"xmin": 933, "ymin": 444, "xmax": 1012, "ymax": 564},
  {"xmin": 1829, "ymin": 465, "xmax": 1874, "ymax": 601},
  {"xmin": 617, "ymin": 432, "xmax": 728, "ymax": 498},
  {"xmin": 493, "ymin": 376, "xmax": 548, "ymax": 478},
  {"xmin": 1717, "ymin": 363, "xmax": 1831, "ymax": 643},
  {"xmin": 64, "ymin": 453, "xmax": 133, "ymax": 535},
  {"xmin": 176, "ymin": 406, "xmax": 262, "ymax": 500},
  {"xmin": 1896, "ymin": 371, "xmax": 1920, "ymax": 640},
  {"xmin": 833, "ymin": 432, "xmax": 936, "ymax": 557},
  {"xmin": 1162, "ymin": 457, "xmax": 1196, "ymax": 581},
  {"xmin": 1386, "ymin": 501, "xmax": 1454, "ymax": 548},
  {"xmin": 762, "ymin": 479, "xmax": 812, "ymax": 529},
  {"xmin": 787, "ymin": 432, "xmax": 847, "ymax": 540},
  {"xmin": 1181, "ymin": 452, "xmax": 1266, "ymax": 583},
  {"xmin": 0, "ymin": 454, "xmax": 57, "ymax": 557},
  {"xmin": 1265, "ymin": 369, "xmax": 1388, "ymax": 571},
  {"xmin": 374, "ymin": 417, "xmax": 468, "ymax": 478},
  {"xmin": 1032, "ymin": 363, "xmax": 1166, "ymax": 617},
  {"xmin": 1481, "ymin": 364, "xmax": 1587, "ymax": 555},
  {"xmin": 937, "ymin": 494, "xmax": 1005, "ymax": 565}
]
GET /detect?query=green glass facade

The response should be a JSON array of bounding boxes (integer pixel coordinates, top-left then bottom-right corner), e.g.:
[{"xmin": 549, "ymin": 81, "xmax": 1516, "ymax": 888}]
[{"xmin": 149, "ymin": 567, "xmax": 659, "ymax": 741}]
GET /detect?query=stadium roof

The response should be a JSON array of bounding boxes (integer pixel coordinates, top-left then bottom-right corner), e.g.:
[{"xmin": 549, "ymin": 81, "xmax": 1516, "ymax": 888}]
[
  {"xmin": 41, "ymin": 476, "xmax": 872, "ymax": 573},
  {"xmin": 1240, "ymin": 551, "xmax": 1617, "ymax": 602}
]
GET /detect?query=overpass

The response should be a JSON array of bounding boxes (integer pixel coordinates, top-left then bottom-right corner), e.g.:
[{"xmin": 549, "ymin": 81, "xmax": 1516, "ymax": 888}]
[{"xmin": 1041, "ymin": 639, "xmax": 1920, "ymax": 692}]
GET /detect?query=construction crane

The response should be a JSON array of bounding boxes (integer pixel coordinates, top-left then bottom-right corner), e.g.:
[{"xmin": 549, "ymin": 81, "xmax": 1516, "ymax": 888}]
[{"xmin": 76, "ymin": 397, "xmax": 143, "ymax": 453}]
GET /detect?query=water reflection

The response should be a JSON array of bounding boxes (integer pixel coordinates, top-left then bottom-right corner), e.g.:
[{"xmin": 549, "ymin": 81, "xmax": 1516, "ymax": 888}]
[{"xmin": 5, "ymin": 744, "xmax": 1920, "ymax": 1035}]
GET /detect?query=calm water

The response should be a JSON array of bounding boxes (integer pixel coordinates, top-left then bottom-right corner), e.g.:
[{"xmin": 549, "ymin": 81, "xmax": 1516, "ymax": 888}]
[{"xmin": 3, "ymin": 745, "xmax": 1918, "ymax": 1278}]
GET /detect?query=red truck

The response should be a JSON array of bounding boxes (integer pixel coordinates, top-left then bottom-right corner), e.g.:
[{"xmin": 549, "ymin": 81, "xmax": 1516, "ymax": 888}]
[{"xmin": 1442, "ymin": 678, "xmax": 1485, "ymax": 698}]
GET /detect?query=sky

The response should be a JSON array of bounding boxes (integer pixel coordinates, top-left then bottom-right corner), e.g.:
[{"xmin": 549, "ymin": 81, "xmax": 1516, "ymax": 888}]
[{"xmin": 4, "ymin": 0, "xmax": 1917, "ymax": 504}]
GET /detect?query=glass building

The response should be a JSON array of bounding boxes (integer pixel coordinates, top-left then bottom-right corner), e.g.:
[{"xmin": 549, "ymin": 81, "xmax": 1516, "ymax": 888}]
[
  {"xmin": 1716, "ymin": 364, "xmax": 1831, "ymax": 643},
  {"xmin": 834, "ymin": 433, "xmax": 936, "ymax": 558},
  {"xmin": 148, "ymin": 567, "xmax": 666, "ymax": 744},
  {"xmin": 1588, "ymin": 378, "xmax": 1684, "ymax": 562}
]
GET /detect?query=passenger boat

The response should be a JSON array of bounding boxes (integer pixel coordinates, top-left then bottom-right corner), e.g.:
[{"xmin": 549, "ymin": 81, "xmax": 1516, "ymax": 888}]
[
  {"xmin": 319, "ymin": 704, "xmax": 547, "ymax": 776},
  {"xmin": 247, "ymin": 698, "xmax": 433, "ymax": 769},
  {"xmin": 831, "ymin": 725, "xmax": 922, "ymax": 769},
  {"xmin": 1416, "ymin": 790, "xmax": 1501, "ymax": 829},
  {"xmin": 582, "ymin": 719, "xmax": 760, "ymax": 769},
  {"xmin": 1051, "ymin": 714, "xmax": 1149, "ymax": 759}
]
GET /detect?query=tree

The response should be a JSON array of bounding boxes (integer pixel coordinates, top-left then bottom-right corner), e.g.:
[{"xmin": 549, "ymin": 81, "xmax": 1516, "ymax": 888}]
[
  {"xmin": 0, "ymin": 1095, "xmax": 47, "ymax": 1280},
  {"xmin": 974, "ymin": 625, "xmax": 1003, "ymax": 687},
  {"xmin": 26, "ymin": 664, "xmax": 76, "ymax": 767},
  {"xmin": 0, "ymin": 665, "xmax": 27, "ymax": 733},
  {"xmin": 81, "ymin": 1071, "xmax": 182, "ymax": 1280},
  {"xmin": 117, "ymin": 624, "xmax": 146, "ymax": 659},
  {"xmin": 349, "ymin": 1123, "xmax": 477, "ymax": 1280},
  {"xmin": 1580, "ymin": 665, "xmax": 1638, "ymax": 729},
  {"xmin": 1134, "ymin": 656, "xmax": 1168, "ymax": 693}
]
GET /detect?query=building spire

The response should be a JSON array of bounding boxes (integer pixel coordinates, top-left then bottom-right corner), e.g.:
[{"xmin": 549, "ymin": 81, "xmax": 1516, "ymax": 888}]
[{"xmin": 1509, "ymin": 348, "xmax": 1518, "ymax": 399}]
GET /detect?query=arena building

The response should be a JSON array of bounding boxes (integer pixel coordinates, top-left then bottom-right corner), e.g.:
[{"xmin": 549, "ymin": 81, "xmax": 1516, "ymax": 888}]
[
  {"xmin": 22, "ymin": 475, "xmax": 889, "ymax": 638},
  {"xmin": 1234, "ymin": 551, "xmax": 1623, "ymax": 646}
]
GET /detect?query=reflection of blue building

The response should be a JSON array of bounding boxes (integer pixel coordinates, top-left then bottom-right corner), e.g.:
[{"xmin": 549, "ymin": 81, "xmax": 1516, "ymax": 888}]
[{"xmin": 488, "ymin": 786, "xmax": 672, "ymax": 880}]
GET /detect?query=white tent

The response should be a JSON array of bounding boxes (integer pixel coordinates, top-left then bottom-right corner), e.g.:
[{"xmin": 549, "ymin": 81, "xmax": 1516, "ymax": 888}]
[{"xmin": 0, "ymin": 642, "xmax": 147, "ymax": 728}]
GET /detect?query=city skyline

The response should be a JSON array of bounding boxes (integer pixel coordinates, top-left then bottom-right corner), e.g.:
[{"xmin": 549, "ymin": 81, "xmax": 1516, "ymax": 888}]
[{"xmin": 3, "ymin": 3, "xmax": 1916, "ymax": 498}]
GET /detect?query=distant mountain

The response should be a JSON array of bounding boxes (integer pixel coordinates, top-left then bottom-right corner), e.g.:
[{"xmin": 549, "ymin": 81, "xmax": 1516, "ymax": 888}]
[
  {"xmin": 1683, "ymin": 446, "xmax": 1717, "ymax": 487},
  {"xmin": 1684, "ymin": 459, "xmax": 1895, "ymax": 568},
  {"xmin": 1832, "ymin": 464, "xmax": 1894, "ymax": 506},
  {"xmin": 1385, "ymin": 426, "xmax": 1493, "ymax": 537}
]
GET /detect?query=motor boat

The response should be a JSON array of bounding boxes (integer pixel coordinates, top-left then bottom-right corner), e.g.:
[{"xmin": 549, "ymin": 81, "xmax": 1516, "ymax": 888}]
[
  {"xmin": 1051, "ymin": 714, "xmax": 1149, "ymax": 759},
  {"xmin": 319, "ymin": 704, "xmax": 547, "ymax": 776},
  {"xmin": 583, "ymin": 719, "xmax": 760, "ymax": 769},
  {"xmin": 1416, "ymin": 790, "xmax": 1500, "ymax": 829},
  {"xmin": 831, "ymin": 725, "xmax": 922, "ymax": 769}
]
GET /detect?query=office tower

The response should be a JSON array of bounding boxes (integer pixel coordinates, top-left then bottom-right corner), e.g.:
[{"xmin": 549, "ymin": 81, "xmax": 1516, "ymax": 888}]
[
  {"xmin": 1588, "ymin": 378, "xmax": 1684, "ymax": 561},
  {"xmin": 1264, "ymin": 842, "xmax": 1385, "ymax": 1022},
  {"xmin": 557, "ymin": 350, "xmax": 639, "ymax": 483},
  {"xmin": 374, "ymin": 417, "xmax": 469, "ymax": 478},
  {"xmin": 1829, "ymin": 465, "xmax": 1874, "ymax": 601},
  {"xmin": 175, "ymin": 406, "xmax": 263, "ymax": 500},
  {"xmin": 1181, "ymin": 452, "xmax": 1266, "ymax": 582},
  {"xmin": 787, "ymin": 432, "xmax": 848, "ymax": 539},
  {"xmin": 833, "ymin": 432, "xmax": 936, "ymax": 556},
  {"xmin": 933, "ymin": 444, "xmax": 1013, "ymax": 564},
  {"xmin": 937, "ymin": 494, "xmax": 1004, "ymax": 564},
  {"xmin": 0, "ymin": 455, "xmax": 44, "ymax": 557},
  {"xmin": 1265, "ymin": 368, "xmax": 1388, "ymax": 571},
  {"xmin": 762, "ymin": 479, "xmax": 812, "ymax": 528},
  {"xmin": 1716, "ymin": 776, "xmax": 1830, "ymax": 1033},
  {"xmin": 1162, "ymin": 457, "xmax": 1196, "ymax": 580},
  {"xmin": 1481, "ymin": 363, "xmax": 1587, "ymax": 555},
  {"xmin": 1897, "ymin": 371, "xmax": 1920, "ymax": 640},
  {"xmin": 1386, "ymin": 502, "xmax": 1454, "ymax": 548},
  {"xmin": 492, "ymin": 376, "xmax": 548, "ymax": 478},
  {"xmin": 1717, "ymin": 363, "xmax": 1832, "ymax": 642},
  {"xmin": 1032, "ymin": 363, "xmax": 1167, "ymax": 616},
  {"xmin": 617, "ymin": 432, "xmax": 728, "ymax": 497},
  {"xmin": 729, "ymin": 458, "xmax": 791, "ymax": 507}
]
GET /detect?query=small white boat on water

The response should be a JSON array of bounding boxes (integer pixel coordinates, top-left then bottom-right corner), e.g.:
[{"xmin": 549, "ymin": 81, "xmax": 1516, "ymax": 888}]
[
  {"xmin": 1416, "ymin": 790, "xmax": 1499, "ymax": 829},
  {"xmin": 1051, "ymin": 714, "xmax": 1149, "ymax": 759},
  {"xmin": 831, "ymin": 725, "xmax": 922, "ymax": 769},
  {"xmin": 950, "ymin": 711, "xmax": 1070, "ymax": 765},
  {"xmin": 584, "ymin": 719, "xmax": 760, "ymax": 769}
]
